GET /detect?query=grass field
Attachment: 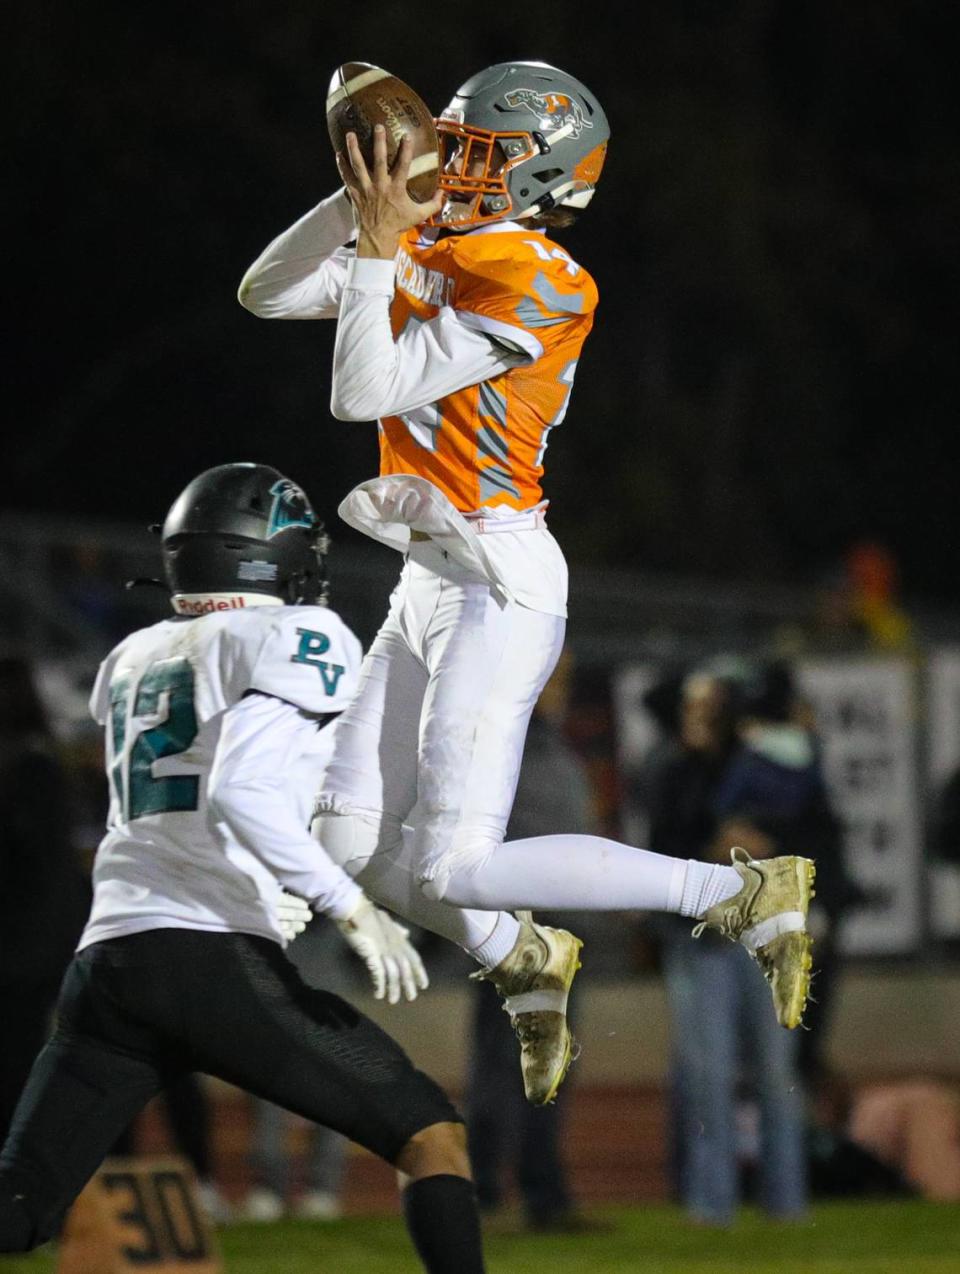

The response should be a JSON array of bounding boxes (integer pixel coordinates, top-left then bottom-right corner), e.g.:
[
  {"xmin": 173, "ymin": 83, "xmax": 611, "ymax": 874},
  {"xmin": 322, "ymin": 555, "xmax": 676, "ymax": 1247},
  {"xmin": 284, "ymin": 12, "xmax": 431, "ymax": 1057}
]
[{"xmin": 2, "ymin": 1201, "xmax": 958, "ymax": 1274}]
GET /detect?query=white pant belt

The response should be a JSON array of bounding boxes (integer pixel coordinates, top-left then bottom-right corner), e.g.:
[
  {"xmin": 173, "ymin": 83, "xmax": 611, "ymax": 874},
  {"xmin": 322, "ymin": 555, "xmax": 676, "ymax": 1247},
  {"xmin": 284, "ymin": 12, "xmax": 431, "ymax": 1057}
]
[{"xmin": 464, "ymin": 506, "xmax": 548, "ymax": 535}]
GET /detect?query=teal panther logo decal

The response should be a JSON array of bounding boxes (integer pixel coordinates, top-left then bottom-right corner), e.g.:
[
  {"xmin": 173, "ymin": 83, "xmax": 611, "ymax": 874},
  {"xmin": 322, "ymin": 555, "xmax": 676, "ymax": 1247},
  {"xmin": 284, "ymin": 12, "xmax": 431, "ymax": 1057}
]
[{"xmin": 267, "ymin": 479, "xmax": 315, "ymax": 538}]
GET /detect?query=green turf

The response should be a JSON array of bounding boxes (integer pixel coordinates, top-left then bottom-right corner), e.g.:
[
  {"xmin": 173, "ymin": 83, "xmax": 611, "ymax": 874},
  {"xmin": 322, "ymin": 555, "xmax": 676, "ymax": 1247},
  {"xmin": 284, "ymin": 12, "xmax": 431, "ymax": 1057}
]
[{"xmin": 2, "ymin": 1201, "xmax": 959, "ymax": 1273}]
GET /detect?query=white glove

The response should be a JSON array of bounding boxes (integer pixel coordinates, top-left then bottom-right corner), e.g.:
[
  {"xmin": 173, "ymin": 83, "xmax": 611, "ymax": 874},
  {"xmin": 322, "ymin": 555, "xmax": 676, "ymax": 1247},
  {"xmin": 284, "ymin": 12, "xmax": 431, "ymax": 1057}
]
[
  {"xmin": 276, "ymin": 890, "xmax": 313, "ymax": 942},
  {"xmin": 335, "ymin": 895, "xmax": 429, "ymax": 1004}
]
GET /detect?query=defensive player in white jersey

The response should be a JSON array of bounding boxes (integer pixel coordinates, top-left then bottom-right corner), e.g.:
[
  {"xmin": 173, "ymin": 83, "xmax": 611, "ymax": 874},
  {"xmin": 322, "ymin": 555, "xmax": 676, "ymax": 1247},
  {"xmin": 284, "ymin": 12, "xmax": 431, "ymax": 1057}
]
[
  {"xmin": 0, "ymin": 464, "xmax": 489, "ymax": 1274},
  {"xmin": 239, "ymin": 61, "xmax": 816, "ymax": 1107}
]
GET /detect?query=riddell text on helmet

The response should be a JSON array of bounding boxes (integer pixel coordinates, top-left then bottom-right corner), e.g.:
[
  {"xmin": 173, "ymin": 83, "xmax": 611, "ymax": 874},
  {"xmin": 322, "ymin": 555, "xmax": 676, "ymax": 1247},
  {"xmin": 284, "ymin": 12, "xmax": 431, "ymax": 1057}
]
[{"xmin": 173, "ymin": 595, "xmax": 250, "ymax": 616}]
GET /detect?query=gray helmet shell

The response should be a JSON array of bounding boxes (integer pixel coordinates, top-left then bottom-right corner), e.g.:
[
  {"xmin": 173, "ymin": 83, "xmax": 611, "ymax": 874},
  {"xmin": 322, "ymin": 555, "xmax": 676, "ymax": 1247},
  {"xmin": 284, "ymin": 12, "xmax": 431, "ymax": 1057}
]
[{"xmin": 436, "ymin": 61, "xmax": 608, "ymax": 226}]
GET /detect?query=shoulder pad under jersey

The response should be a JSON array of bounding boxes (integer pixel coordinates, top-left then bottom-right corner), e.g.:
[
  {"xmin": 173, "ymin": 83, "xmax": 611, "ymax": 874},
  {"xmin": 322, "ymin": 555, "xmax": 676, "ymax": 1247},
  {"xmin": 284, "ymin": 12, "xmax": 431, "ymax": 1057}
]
[
  {"xmin": 451, "ymin": 231, "xmax": 597, "ymax": 356},
  {"xmin": 246, "ymin": 606, "xmax": 363, "ymax": 715}
]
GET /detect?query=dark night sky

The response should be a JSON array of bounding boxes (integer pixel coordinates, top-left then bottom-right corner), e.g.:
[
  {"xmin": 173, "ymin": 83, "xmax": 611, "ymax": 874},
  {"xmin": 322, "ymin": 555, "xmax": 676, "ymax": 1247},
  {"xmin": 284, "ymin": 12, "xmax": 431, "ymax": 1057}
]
[{"xmin": 7, "ymin": 2, "xmax": 958, "ymax": 599}]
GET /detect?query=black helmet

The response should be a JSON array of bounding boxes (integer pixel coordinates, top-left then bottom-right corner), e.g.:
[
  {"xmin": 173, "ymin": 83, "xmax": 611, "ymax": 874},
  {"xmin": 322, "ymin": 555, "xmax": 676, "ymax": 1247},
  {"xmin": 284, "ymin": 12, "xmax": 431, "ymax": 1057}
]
[{"xmin": 161, "ymin": 463, "xmax": 329, "ymax": 607}]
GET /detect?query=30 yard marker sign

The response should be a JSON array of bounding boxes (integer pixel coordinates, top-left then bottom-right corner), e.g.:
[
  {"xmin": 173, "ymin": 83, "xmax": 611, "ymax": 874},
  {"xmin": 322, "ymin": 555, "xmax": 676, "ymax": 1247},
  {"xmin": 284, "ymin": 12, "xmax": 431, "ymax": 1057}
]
[{"xmin": 57, "ymin": 1157, "xmax": 221, "ymax": 1274}]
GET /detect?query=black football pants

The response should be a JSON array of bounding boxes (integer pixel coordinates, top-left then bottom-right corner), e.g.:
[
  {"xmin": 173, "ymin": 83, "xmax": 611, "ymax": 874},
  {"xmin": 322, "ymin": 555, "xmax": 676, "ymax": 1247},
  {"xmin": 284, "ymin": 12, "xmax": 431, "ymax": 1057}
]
[{"xmin": 0, "ymin": 929, "xmax": 458, "ymax": 1249}]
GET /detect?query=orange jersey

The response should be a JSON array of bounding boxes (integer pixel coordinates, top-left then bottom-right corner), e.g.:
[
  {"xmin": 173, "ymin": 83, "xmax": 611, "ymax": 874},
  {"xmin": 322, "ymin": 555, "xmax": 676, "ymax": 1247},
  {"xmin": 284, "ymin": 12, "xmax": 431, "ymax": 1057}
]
[{"xmin": 380, "ymin": 226, "xmax": 598, "ymax": 512}]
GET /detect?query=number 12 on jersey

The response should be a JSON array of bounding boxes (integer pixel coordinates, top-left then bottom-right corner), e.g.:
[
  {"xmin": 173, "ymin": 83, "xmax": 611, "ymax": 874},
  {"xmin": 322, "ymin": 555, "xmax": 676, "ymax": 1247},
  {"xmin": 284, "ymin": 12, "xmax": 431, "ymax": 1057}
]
[{"xmin": 109, "ymin": 658, "xmax": 200, "ymax": 821}]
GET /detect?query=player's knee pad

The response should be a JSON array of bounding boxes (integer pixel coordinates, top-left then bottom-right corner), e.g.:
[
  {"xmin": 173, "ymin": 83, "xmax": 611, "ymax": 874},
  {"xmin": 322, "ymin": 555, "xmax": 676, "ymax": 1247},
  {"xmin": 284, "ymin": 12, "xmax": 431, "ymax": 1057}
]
[
  {"xmin": 311, "ymin": 802, "xmax": 403, "ymax": 880},
  {"xmin": 311, "ymin": 809, "xmax": 378, "ymax": 879},
  {"xmin": 418, "ymin": 875, "xmax": 447, "ymax": 903},
  {"xmin": 416, "ymin": 828, "xmax": 502, "ymax": 906}
]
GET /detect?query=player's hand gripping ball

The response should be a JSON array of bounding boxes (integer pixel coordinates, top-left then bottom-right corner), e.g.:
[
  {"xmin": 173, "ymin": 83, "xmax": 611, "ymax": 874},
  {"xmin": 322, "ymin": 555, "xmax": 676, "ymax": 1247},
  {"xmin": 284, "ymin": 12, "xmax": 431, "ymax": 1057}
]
[{"xmin": 326, "ymin": 62, "xmax": 441, "ymax": 203}]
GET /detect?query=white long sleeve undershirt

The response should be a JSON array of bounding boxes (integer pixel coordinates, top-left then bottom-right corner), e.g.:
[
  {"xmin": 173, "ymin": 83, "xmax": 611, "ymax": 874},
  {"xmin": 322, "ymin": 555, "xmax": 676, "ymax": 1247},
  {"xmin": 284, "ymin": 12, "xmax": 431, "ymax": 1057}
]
[
  {"xmin": 237, "ymin": 190, "xmax": 532, "ymax": 423},
  {"xmin": 237, "ymin": 188, "xmax": 358, "ymax": 320},
  {"xmin": 208, "ymin": 691, "xmax": 362, "ymax": 921}
]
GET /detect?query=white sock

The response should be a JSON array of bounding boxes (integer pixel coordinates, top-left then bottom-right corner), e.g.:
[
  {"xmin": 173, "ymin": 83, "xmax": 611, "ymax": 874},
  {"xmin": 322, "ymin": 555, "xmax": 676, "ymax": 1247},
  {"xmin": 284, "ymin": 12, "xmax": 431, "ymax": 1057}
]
[
  {"xmin": 469, "ymin": 912, "xmax": 521, "ymax": 969},
  {"xmin": 679, "ymin": 859, "xmax": 744, "ymax": 918},
  {"xmin": 441, "ymin": 834, "xmax": 694, "ymax": 914}
]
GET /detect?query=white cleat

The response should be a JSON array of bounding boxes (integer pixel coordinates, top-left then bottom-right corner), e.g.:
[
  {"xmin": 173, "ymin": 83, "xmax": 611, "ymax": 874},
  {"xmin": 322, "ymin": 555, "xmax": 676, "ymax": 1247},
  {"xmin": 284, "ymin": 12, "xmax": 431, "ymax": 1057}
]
[
  {"xmin": 693, "ymin": 846, "xmax": 816, "ymax": 1029},
  {"xmin": 473, "ymin": 914, "xmax": 583, "ymax": 1105}
]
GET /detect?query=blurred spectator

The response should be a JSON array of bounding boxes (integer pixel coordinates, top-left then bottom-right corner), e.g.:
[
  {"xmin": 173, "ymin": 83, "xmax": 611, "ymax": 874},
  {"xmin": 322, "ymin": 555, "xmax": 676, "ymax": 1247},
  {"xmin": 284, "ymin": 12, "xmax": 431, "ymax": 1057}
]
[
  {"xmin": 807, "ymin": 1073, "xmax": 915, "ymax": 1199},
  {"xmin": 784, "ymin": 541, "xmax": 915, "ymax": 659},
  {"xmin": 243, "ymin": 1102, "xmax": 346, "ymax": 1222},
  {"xmin": 845, "ymin": 541, "xmax": 914, "ymax": 654},
  {"xmin": 0, "ymin": 656, "xmax": 88, "ymax": 1140},
  {"xmin": 660, "ymin": 656, "xmax": 847, "ymax": 1224},
  {"xmin": 648, "ymin": 658, "xmax": 854, "ymax": 1225},
  {"xmin": 644, "ymin": 668, "xmax": 760, "ymax": 1226},
  {"xmin": 465, "ymin": 651, "xmax": 597, "ymax": 1232},
  {"xmin": 804, "ymin": 568, "xmax": 871, "ymax": 655},
  {"xmin": 846, "ymin": 1079, "xmax": 960, "ymax": 1201},
  {"xmin": 716, "ymin": 660, "xmax": 859, "ymax": 1082},
  {"xmin": 801, "ymin": 542, "xmax": 915, "ymax": 657}
]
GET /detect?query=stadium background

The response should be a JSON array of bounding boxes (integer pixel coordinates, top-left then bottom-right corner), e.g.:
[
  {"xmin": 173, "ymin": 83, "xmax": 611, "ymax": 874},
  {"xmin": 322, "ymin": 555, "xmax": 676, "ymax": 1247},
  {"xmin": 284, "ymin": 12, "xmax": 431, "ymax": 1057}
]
[{"xmin": 4, "ymin": 2, "xmax": 959, "ymax": 1270}]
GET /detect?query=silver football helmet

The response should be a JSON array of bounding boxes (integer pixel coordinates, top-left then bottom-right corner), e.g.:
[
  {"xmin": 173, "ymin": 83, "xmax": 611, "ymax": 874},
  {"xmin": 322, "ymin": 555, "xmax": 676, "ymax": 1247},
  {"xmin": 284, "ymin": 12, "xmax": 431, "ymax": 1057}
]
[{"xmin": 432, "ymin": 61, "xmax": 609, "ymax": 229}]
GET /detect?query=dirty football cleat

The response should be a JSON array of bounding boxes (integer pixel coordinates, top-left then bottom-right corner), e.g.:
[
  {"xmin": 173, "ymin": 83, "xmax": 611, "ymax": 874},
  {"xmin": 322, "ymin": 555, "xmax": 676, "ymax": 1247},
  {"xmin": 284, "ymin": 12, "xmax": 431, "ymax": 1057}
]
[
  {"xmin": 693, "ymin": 847, "xmax": 816, "ymax": 1029},
  {"xmin": 473, "ymin": 913, "xmax": 583, "ymax": 1104}
]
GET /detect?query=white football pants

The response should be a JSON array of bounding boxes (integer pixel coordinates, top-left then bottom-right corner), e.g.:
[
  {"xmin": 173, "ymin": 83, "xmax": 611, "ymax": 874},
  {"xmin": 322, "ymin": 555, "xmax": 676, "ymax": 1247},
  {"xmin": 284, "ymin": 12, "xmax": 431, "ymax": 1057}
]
[{"xmin": 315, "ymin": 544, "xmax": 738, "ymax": 936}]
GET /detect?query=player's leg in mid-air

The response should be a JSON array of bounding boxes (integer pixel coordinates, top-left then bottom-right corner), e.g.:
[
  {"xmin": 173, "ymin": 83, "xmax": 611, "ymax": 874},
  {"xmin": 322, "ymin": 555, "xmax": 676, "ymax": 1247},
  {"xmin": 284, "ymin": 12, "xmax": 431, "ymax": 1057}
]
[
  {"xmin": 313, "ymin": 601, "xmax": 523, "ymax": 970},
  {"xmin": 318, "ymin": 548, "xmax": 815, "ymax": 1043},
  {"xmin": 314, "ymin": 555, "xmax": 586, "ymax": 1105},
  {"xmin": 423, "ymin": 630, "xmax": 815, "ymax": 1033},
  {"xmin": 0, "ymin": 930, "xmax": 486, "ymax": 1274}
]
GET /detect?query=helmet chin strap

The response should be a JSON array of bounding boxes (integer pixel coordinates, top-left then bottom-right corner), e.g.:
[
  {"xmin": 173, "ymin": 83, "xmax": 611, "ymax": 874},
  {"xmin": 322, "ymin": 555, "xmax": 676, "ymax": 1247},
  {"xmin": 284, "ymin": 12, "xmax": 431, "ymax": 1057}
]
[{"xmin": 171, "ymin": 592, "xmax": 283, "ymax": 616}]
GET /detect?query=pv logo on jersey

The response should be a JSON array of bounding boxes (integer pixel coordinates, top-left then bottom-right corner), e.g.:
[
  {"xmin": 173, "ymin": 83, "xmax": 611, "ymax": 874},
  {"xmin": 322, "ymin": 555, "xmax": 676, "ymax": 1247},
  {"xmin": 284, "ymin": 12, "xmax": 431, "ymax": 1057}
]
[{"xmin": 291, "ymin": 628, "xmax": 345, "ymax": 696}]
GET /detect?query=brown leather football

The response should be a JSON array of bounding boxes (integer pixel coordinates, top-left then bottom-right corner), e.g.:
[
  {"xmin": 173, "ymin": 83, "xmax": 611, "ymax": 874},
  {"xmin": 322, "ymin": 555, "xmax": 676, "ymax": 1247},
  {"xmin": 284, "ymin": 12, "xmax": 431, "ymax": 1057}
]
[{"xmin": 326, "ymin": 63, "xmax": 441, "ymax": 203}]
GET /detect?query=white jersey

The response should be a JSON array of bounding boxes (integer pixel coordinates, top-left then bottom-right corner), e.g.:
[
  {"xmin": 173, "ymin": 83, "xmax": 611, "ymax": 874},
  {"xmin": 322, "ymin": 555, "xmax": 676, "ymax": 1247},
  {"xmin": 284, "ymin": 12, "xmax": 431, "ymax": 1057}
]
[{"xmin": 79, "ymin": 603, "xmax": 364, "ymax": 951}]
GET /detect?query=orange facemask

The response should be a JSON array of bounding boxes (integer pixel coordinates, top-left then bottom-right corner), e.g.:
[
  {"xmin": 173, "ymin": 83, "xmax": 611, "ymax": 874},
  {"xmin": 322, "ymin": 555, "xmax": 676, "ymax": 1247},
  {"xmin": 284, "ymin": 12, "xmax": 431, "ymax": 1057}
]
[{"xmin": 430, "ymin": 119, "xmax": 537, "ymax": 228}]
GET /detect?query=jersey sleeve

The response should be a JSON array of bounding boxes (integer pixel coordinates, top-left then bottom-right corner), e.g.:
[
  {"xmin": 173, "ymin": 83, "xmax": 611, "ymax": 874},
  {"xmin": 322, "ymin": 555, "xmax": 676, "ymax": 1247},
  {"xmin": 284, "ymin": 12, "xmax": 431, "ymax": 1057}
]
[
  {"xmin": 330, "ymin": 261, "xmax": 525, "ymax": 421},
  {"xmin": 453, "ymin": 238, "xmax": 598, "ymax": 364},
  {"xmin": 89, "ymin": 659, "xmax": 110, "ymax": 726},
  {"xmin": 237, "ymin": 188, "xmax": 357, "ymax": 320},
  {"xmin": 248, "ymin": 607, "xmax": 363, "ymax": 715},
  {"xmin": 208, "ymin": 692, "xmax": 364, "ymax": 920},
  {"xmin": 89, "ymin": 646, "xmax": 124, "ymax": 726}
]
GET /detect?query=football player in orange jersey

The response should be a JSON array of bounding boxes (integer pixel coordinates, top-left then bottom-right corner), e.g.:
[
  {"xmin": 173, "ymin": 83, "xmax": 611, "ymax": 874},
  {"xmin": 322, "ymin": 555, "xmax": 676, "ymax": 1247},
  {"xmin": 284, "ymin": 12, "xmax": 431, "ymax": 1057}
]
[{"xmin": 239, "ymin": 62, "xmax": 815, "ymax": 1107}]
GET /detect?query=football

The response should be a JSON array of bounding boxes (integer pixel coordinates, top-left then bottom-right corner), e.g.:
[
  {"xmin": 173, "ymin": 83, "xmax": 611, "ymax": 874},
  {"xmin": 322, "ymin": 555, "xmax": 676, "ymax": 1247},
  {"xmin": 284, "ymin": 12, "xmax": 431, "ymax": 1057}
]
[{"xmin": 326, "ymin": 63, "xmax": 441, "ymax": 203}]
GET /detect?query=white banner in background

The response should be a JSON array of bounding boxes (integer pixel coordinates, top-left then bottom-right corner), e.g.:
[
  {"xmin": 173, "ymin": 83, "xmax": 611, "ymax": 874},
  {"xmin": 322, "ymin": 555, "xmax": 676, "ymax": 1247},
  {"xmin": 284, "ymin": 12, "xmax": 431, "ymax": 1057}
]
[{"xmin": 797, "ymin": 659, "xmax": 922, "ymax": 955}]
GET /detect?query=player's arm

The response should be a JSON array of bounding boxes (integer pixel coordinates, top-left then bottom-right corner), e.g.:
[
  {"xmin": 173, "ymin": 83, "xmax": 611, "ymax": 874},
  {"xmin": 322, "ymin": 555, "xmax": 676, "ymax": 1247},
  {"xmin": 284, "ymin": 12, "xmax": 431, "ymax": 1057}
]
[
  {"xmin": 208, "ymin": 691, "xmax": 426, "ymax": 1002},
  {"xmin": 207, "ymin": 691, "xmax": 362, "ymax": 918},
  {"xmin": 237, "ymin": 187, "xmax": 358, "ymax": 319},
  {"xmin": 329, "ymin": 128, "xmax": 533, "ymax": 421},
  {"xmin": 330, "ymin": 289, "xmax": 531, "ymax": 421}
]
